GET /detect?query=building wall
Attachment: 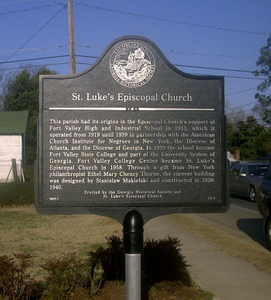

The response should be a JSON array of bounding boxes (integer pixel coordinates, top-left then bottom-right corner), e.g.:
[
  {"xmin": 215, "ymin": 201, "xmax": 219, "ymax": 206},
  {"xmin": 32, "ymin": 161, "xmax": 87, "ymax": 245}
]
[{"xmin": 0, "ymin": 135, "xmax": 23, "ymax": 182}]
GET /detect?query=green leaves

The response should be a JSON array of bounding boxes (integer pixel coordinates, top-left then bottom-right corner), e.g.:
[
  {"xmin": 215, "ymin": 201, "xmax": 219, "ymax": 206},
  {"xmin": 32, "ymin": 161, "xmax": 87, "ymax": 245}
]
[
  {"xmin": 3, "ymin": 66, "xmax": 56, "ymax": 164},
  {"xmin": 227, "ymin": 116, "xmax": 271, "ymax": 160},
  {"xmin": 253, "ymin": 34, "xmax": 271, "ymax": 126}
]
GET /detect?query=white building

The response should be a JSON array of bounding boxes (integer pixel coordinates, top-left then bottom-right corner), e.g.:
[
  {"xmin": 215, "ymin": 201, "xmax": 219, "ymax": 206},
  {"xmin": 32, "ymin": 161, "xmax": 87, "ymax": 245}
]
[{"xmin": 0, "ymin": 111, "xmax": 29, "ymax": 182}]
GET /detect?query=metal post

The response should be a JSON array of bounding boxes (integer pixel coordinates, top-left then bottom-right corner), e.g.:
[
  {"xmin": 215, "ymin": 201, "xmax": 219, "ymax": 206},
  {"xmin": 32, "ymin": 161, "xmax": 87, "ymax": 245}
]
[
  {"xmin": 11, "ymin": 159, "xmax": 19, "ymax": 182},
  {"xmin": 123, "ymin": 210, "xmax": 144, "ymax": 300},
  {"xmin": 125, "ymin": 254, "xmax": 141, "ymax": 300}
]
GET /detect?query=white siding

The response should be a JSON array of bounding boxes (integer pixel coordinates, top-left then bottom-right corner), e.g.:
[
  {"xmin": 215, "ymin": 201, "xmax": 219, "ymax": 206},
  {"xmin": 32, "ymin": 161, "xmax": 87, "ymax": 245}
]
[{"xmin": 0, "ymin": 135, "xmax": 22, "ymax": 182}]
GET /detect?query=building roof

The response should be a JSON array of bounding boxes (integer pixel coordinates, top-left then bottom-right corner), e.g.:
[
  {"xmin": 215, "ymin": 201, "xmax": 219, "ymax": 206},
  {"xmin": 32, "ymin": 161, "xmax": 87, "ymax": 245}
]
[{"xmin": 0, "ymin": 111, "xmax": 29, "ymax": 134}]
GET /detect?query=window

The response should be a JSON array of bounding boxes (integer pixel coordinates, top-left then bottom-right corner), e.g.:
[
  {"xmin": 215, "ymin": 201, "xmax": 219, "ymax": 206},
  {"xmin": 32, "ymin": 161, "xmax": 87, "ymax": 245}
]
[
  {"xmin": 249, "ymin": 165, "xmax": 268, "ymax": 176},
  {"xmin": 230, "ymin": 165, "xmax": 240, "ymax": 176},
  {"xmin": 264, "ymin": 164, "xmax": 271, "ymax": 180},
  {"xmin": 239, "ymin": 165, "xmax": 247, "ymax": 176}
]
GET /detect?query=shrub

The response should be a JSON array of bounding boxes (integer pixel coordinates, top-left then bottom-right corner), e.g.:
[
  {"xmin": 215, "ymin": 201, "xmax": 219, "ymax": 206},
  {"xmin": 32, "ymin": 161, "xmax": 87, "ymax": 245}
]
[
  {"xmin": 0, "ymin": 182, "xmax": 34, "ymax": 207},
  {"xmin": 41, "ymin": 253, "xmax": 89, "ymax": 300},
  {"xmin": 142, "ymin": 236, "xmax": 191, "ymax": 286},
  {"xmin": 88, "ymin": 236, "xmax": 125, "ymax": 290},
  {"xmin": 0, "ymin": 253, "xmax": 37, "ymax": 299},
  {"xmin": 25, "ymin": 165, "xmax": 35, "ymax": 182},
  {"xmin": 88, "ymin": 235, "xmax": 191, "ymax": 289}
]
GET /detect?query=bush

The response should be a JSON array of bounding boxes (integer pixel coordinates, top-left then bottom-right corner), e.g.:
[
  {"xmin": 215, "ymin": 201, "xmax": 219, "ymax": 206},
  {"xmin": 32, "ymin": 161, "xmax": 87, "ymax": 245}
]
[
  {"xmin": 0, "ymin": 253, "xmax": 38, "ymax": 300},
  {"xmin": 41, "ymin": 253, "xmax": 89, "ymax": 300},
  {"xmin": 0, "ymin": 181, "xmax": 34, "ymax": 207},
  {"xmin": 88, "ymin": 236, "xmax": 125, "ymax": 292},
  {"xmin": 0, "ymin": 165, "xmax": 35, "ymax": 207},
  {"xmin": 88, "ymin": 235, "xmax": 191, "ymax": 288},
  {"xmin": 25, "ymin": 165, "xmax": 35, "ymax": 182},
  {"xmin": 142, "ymin": 236, "xmax": 191, "ymax": 286}
]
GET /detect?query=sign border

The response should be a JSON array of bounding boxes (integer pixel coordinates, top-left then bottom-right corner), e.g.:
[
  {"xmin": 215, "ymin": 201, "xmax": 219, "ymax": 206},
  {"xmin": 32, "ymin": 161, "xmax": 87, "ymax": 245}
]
[{"xmin": 35, "ymin": 36, "xmax": 229, "ymax": 223}]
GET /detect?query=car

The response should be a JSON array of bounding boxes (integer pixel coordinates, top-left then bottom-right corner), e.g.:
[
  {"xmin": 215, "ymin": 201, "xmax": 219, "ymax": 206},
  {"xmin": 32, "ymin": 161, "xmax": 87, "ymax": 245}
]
[
  {"xmin": 257, "ymin": 163, "xmax": 271, "ymax": 249},
  {"xmin": 229, "ymin": 163, "xmax": 268, "ymax": 202}
]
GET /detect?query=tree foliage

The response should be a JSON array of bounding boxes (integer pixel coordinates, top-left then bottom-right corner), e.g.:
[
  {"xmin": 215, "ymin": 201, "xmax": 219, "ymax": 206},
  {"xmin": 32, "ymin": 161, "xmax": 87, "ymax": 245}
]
[
  {"xmin": 227, "ymin": 116, "xmax": 271, "ymax": 160},
  {"xmin": 225, "ymin": 99, "xmax": 247, "ymax": 125},
  {"xmin": 253, "ymin": 33, "xmax": 271, "ymax": 126},
  {"xmin": 3, "ymin": 66, "xmax": 56, "ymax": 164}
]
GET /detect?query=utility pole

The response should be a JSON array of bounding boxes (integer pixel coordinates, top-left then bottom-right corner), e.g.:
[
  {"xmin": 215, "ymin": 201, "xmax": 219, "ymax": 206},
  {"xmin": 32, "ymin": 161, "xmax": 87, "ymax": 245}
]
[{"xmin": 68, "ymin": 0, "xmax": 76, "ymax": 74}]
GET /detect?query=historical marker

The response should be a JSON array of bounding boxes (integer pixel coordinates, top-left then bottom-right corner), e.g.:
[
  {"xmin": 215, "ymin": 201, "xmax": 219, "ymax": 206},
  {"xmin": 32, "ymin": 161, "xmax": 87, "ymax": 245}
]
[{"xmin": 35, "ymin": 36, "xmax": 229, "ymax": 223}]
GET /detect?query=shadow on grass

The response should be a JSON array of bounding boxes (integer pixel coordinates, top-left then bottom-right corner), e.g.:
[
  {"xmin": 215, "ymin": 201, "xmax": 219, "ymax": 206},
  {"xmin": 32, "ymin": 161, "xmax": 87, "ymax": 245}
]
[{"xmin": 237, "ymin": 218, "xmax": 269, "ymax": 250}]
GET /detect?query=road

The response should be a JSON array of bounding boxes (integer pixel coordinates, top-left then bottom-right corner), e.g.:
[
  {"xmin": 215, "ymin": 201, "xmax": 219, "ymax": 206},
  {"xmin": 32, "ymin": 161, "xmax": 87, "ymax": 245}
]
[{"xmin": 193, "ymin": 196, "xmax": 269, "ymax": 251}]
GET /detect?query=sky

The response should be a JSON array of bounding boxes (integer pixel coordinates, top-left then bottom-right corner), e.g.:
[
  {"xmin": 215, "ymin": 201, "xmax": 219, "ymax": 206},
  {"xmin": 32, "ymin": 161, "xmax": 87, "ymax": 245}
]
[{"xmin": 0, "ymin": 0, "xmax": 270, "ymax": 122}]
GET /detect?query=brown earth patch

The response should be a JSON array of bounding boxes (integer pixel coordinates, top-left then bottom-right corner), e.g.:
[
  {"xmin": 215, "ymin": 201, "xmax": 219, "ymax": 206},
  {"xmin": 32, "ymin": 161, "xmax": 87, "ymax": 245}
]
[{"xmin": 92, "ymin": 280, "xmax": 212, "ymax": 300}]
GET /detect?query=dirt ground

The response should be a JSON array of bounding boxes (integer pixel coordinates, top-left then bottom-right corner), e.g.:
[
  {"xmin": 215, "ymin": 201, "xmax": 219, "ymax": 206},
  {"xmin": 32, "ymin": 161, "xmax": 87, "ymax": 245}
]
[{"xmin": 92, "ymin": 281, "xmax": 213, "ymax": 300}]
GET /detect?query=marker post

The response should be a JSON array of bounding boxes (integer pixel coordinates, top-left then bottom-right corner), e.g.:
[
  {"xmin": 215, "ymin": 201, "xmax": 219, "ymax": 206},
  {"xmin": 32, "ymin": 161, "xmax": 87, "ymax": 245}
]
[{"xmin": 123, "ymin": 210, "xmax": 144, "ymax": 300}]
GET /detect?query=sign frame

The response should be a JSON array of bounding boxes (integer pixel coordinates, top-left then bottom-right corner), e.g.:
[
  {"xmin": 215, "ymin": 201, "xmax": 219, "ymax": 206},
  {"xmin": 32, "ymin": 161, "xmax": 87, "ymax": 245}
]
[{"xmin": 35, "ymin": 36, "xmax": 229, "ymax": 223}]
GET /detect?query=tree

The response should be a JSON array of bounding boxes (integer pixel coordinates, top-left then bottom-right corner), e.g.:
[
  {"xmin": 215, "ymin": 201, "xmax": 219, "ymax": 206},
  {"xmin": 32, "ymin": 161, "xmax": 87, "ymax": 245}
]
[
  {"xmin": 3, "ymin": 66, "xmax": 56, "ymax": 164},
  {"xmin": 225, "ymin": 99, "xmax": 247, "ymax": 127},
  {"xmin": 0, "ymin": 70, "xmax": 16, "ymax": 111},
  {"xmin": 253, "ymin": 33, "xmax": 271, "ymax": 126},
  {"xmin": 226, "ymin": 119, "xmax": 235, "ymax": 152},
  {"xmin": 227, "ymin": 116, "xmax": 271, "ymax": 160}
]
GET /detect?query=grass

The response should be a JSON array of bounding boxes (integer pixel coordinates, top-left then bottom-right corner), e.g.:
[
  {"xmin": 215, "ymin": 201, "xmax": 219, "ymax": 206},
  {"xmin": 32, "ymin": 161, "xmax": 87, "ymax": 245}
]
[{"xmin": 0, "ymin": 205, "xmax": 122, "ymax": 279}]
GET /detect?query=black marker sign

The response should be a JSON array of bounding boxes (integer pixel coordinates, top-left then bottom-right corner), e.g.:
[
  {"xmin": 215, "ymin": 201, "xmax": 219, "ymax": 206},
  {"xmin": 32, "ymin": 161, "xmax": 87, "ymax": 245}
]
[{"xmin": 35, "ymin": 36, "xmax": 229, "ymax": 222}]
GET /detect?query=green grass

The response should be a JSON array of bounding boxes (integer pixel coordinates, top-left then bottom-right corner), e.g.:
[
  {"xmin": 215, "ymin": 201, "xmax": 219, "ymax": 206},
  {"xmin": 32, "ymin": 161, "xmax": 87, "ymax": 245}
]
[{"xmin": 0, "ymin": 206, "xmax": 122, "ymax": 278}]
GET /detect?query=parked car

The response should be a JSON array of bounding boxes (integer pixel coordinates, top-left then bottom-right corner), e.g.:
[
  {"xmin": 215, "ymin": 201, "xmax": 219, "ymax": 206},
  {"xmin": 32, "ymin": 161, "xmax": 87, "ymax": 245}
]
[
  {"xmin": 229, "ymin": 163, "xmax": 268, "ymax": 202},
  {"xmin": 257, "ymin": 163, "xmax": 271, "ymax": 249}
]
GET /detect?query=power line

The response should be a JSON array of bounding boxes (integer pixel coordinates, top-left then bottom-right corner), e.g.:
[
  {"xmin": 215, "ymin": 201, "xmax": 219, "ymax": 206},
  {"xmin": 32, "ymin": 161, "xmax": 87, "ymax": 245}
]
[
  {"xmin": 0, "ymin": 45, "xmax": 70, "ymax": 58},
  {"xmin": 226, "ymin": 87, "xmax": 258, "ymax": 96},
  {"xmin": 0, "ymin": 62, "xmax": 70, "ymax": 71},
  {"xmin": 2, "ymin": 0, "xmax": 270, "ymax": 25},
  {"xmin": 225, "ymin": 101, "xmax": 258, "ymax": 112},
  {"xmin": 0, "ymin": 44, "xmax": 258, "ymax": 61},
  {"xmin": 0, "ymin": 55, "xmax": 70, "ymax": 65},
  {"xmin": 174, "ymin": 63, "xmax": 254, "ymax": 74},
  {"xmin": 76, "ymin": 54, "xmax": 265, "ymax": 79},
  {"xmin": 0, "ymin": 5, "xmax": 66, "ymax": 74},
  {"xmin": 0, "ymin": 0, "xmax": 36, "ymax": 5},
  {"xmin": 174, "ymin": 65, "xmax": 263, "ymax": 80},
  {"xmin": 0, "ymin": 3, "xmax": 66, "ymax": 15},
  {"xmin": 166, "ymin": 50, "xmax": 257, "ymax": 60},
  {"xmin": 225, "ymin": 62, "xmax": 257, "ymax": 84},
  {"xmin": 0, "ymin": 54, "xmax": 266, "ymax": 81},
  {"xmin": 104, "ymin": 0, "xmax": 271, "ymax": 24},
  {"xmin": 204, "ymin": 0, "xmax": 271, "ymax": 8},
  {"xmin": 227, "ymin": 108, "xmax": 256, "ymax": 117},
  {"xmin": 0, "ymin": 54, "xmax": 99, "ymax": 65},
  {"xmin": 75, "ymin": 3, "xmax": 269, "ymax": 36}
]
